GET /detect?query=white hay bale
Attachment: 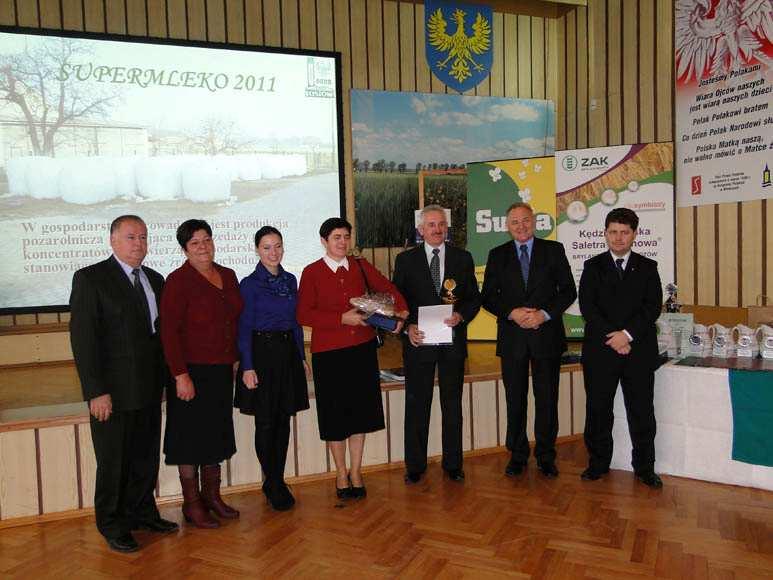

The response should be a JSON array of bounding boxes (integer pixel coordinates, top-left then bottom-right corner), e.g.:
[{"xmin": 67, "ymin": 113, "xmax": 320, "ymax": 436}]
[
  {"xmin": 135, "ymin": 157, "xmax": 183, "ymax": 200},
  {"xmin": 236, "ymin": 154, "xmax": 262, "ymax": 180},
  {"xmin": 111, "ymin": 157, "xmax": 139, "ymax": 198},
  {"xmin": 59, "ymin": 157, "xmax": 117, "ymax": 204},
  {"xmin": 181, "ymin": 158, "xmax": 232, "ymax": 202},
  {"xmin": 27, "ymin": 157, "xmax": 63, "ymax": 199},
  {"xmin": 5, "ymin": 156, "xmax": 35, "ymax": 195}
]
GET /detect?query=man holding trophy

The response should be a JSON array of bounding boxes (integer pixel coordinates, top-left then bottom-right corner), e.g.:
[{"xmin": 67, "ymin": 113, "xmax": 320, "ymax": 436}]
[{"xmin": 392, "ymin": 205, "xmax": 481, "ymax": 484}]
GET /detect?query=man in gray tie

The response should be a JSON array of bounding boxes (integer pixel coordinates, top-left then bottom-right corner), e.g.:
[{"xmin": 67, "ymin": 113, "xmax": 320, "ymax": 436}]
[
  {"xmin": 393, "ymin": 205, "xmax": 481, "ymax": 483},
  {"xmin": 481, "ymin": 203, "xmax": 576, "ymax": 478},
  {"xmin": 70, "ymin": 215, "xmax": 178, "ymax": 553}
]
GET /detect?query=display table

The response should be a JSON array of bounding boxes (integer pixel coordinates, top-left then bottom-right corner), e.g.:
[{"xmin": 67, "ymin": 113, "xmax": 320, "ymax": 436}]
[{"xmin": 610, "ymin": 363, "xmax": 773, "ymax": 490}]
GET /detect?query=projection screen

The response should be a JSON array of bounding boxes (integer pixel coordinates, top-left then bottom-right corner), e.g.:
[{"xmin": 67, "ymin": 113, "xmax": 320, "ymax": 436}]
[{"xmin": 0, "ymin": 28, "xmax": 344, "ymax": 313}]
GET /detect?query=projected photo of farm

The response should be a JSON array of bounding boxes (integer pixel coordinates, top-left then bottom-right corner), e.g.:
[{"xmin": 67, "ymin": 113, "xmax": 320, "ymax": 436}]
[{"xmin": 351, "ymin": 90, "xmax": 554, "ymax": 248}]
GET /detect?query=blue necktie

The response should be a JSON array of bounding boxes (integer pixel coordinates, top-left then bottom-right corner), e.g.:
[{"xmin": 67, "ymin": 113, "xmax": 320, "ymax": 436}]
[
  {"xmin": 615, "ymin": 258, "xmax": 624, "ymax": 280},
  {"xmin": 519, "ymin": 244, "xmax": 529, "ymax": 286}
]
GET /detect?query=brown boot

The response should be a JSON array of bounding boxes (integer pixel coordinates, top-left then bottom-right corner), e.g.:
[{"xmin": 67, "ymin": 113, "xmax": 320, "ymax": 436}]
[
  {"xmin": 180, "ymin": 473, "xmax": 219, "ymax": 529},
  {"xmin": 200, "ymin": 464, "xmax": 239, "ymax": 519}
]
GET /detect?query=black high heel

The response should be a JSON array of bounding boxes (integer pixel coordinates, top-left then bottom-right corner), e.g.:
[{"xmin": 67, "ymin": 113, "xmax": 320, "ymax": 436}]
[
  {"xmin": 348, "ymin": 475, "xmax": 366, "ymax": 499},
  {"xmin": 335, "ymin": 475, "xmax": 352, "ymax": 499}
]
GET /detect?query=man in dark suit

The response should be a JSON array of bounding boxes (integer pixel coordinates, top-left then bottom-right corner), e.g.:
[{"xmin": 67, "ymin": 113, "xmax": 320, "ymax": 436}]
[
  {"xmin": 579, "ymin": 208, "xmax": 663, "ymax": 488},
  {"xmin": 69, "ymin": 215, "xmax": 178, "ymax": 552},
  {"xmin": 393, "ymin": 205, "xmax": 481, "ymax": 483},
  {"xmin": 481, "ymin": 202, "xmax": 576, "ymax": 478}
]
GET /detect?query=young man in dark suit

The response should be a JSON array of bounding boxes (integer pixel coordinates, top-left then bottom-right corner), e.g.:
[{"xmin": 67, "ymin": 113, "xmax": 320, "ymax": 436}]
[
  {"xmin": 481, "ymin": 202, "xmax": 576, "ymax": 478},
  {"xmin": 579, "ymin": 207, "xmax": 663, "ymax": 488},
  {"xmin": 69, "ymin": 215, "xmax": 178, "ymax": 552},
  {"xmin": 392, "ymin": 205, "xmax": 481, "ymax": 483}
]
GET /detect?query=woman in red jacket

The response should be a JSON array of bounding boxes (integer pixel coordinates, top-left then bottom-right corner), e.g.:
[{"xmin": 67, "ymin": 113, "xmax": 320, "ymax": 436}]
[
  {"xmin": 161, "ymin": 219, "xmax": 243, "ymax": 528},
  {"xmin": 297, "ymin": 217, "xmax": 407, "ymax": 499}
]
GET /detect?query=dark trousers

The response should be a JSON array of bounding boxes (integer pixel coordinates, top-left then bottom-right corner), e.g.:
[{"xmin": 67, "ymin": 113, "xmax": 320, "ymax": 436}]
[
  {"xmin": 255, "ymin": 414, "xmax": 291, "ymax": 487},
  {"xmin": 582, "ymin": 356, "xmax": 656, "ymax": 473},
  {"xmin": 500, "ymin": 354, "xmax": 561, "ymax": 465},
  {"xmin": 404, "ymin": 353, "xmax": 465, "ymax": 473},
  {"xmin": 90, "ymin": 404, "xmax": 161, "ymax": 539}
]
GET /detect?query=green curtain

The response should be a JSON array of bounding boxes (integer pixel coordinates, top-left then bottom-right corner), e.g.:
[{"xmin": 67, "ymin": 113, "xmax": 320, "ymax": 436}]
[{"xmin": 729, "ymin": 369, "xmax": 773, "ymax": 467}]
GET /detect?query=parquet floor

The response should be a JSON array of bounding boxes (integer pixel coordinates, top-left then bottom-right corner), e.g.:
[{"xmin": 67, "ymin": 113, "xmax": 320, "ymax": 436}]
[{"xmin": 2, "ymin": 442, "xmax": 772, "ymax": 579}]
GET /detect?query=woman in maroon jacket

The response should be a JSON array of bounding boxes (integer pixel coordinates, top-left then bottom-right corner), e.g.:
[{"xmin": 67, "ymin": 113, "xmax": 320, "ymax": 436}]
[
  {"xmin": 297, "ymin": 217, "xmax": 407, "ymax": 499},
  {"xmin": 161, "ymin": 219, "xmax": 243, "ymax": 528}
]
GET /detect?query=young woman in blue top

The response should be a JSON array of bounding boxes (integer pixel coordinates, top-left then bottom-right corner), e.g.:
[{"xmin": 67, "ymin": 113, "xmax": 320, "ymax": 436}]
[{"xmin": 236, "ymin": 226, "xmax": 310, "ymax": 510}]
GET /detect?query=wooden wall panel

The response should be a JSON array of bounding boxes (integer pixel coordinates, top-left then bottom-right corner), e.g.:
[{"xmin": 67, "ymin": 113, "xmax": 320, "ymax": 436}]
[
  {"xmin": 587, "ymin": 0, "xmax": 606, "ymax": 147},
  {"xmin": 167, "ymin": 0, "xmax": 188, "ymax": 39},
  {"xmin": 0, "ymin": 430, "xmax": 38, "ymax": 518},
  {"xmin": 471, "ymin": 380, "xmax": 498, "ymax": 450},
  {"xmin": 462, "ymin": 382, "xmax": 472, "ymax": 451},
  {"xmin": 78, "ymin": 423, "xmax": 96, "ymax": 509},
  {"xmin": 245, "ymin": 0, "xmax": 264, "ymax": 45},
  {"xmin": 621, "ymin": 0, "xmax": 638, "ymax": 145},
  {"xmin": 606, "ymin": 0, "xmax": 622, "ymax": 145},
  {"xmin": 741, "ymin": 201, "xmax": 764, "ymax": 308},
  {"xmin": 571, "ymin": 371, "xmax": 585, "ymax": 436},
  {"xmin": 0, "ymin": 0, "xmax": 15, "ymax": 25},
  {"xmin": 387, "ymin": 389, "xmax": 406, "ymax": 463},
  {"xmin": 557, "ymin": 371, "xmax": 572, "ymax": 437},
  {"xmin": 564, "ymin": 10, "xmax": 576, "ymax": 149},
  {"xmin": 638, "ymin": 0, "xmax": 655, "ymax": 144},
  {"xmin": 531, "ymin": 17, "xmax": 545, "ymax": 100},
  {"xmin": 316, "ymin": 0, "xmax": 333, "ymax": 50},
  {"xmin": 40, "ymin": 0, "xmax": 62, "ymax": 28},
  {"xmin": 38, "ymin": 426, "xmax": 79, "ymax": 513},
  {"xmin": 399, "ymin": 2, "xmax": 416, "ymax": 92},
  {"xmin": 490, "ymin": 13, "xmax": 504, "ymax": 97},
  {"xmin": 696, "ymin": 205, "xmax": 717, "ymax": 306},
  {"xmin": 717, "ymin": 203, "xmax": 739, "ymax": 307},
  {"xmin": 226, "ymin": 0, "xmax": 246, "ymax": 44},
  {"xmin": 655, "ymin": 0, "xmax": 673, "ymax": 142},
  {"xmin": 517, "ymin": 15, "xmax": 531, "ymax": 98},
  {"xmin": 676, "ymin": 207, "xmax": 695, "ymax": 305},
  {"xmin": 262, "ymin": 0, "xmax": 282, "ymax": 46},
  {"xmin": 383, "ymin": 0, "xmax": 399, "ymax": 91},
  {"xmin": 575, "ymin": 6, "xmax": 587, "ymax": 149},
  {"xmin": 281, "ymin": 0, "xmax": 300, "ymax": 49}
]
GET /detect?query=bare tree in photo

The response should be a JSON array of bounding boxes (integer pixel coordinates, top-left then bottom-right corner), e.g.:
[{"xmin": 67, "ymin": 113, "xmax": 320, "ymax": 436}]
[
  {"xmin": 189, "ymin": 115, "xmax": 253, "ymax": 155},
  {"xmin": 0, "ymin": 37, "xmax": 122, "ymax": 156}
]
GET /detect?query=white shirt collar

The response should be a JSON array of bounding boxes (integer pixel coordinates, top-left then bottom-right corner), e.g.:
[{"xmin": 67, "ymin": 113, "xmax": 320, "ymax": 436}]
[
  {"xmin": 114, "ymin": 255, "xmax": 143, "ymax": 278},
  {"xmin": 323, "ymin": 254, "xmax": 349, "ymax": 272},
  {"xmin": 424, "ymin": 242, "xmax": 445, "ymax": 262},
  {"xmin": 610, "ymin": 250, "xmax": 632, "ymax": 268}
]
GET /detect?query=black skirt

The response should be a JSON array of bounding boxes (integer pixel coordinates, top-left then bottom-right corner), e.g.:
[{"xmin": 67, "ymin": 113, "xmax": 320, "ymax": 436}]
[
  {"xmin": 164, "ymin": 363, "xmax": 236, "ymax": 465},
  {"xmin": 234, "ymin": 330, "xmax": 310, "ymax": 422},
  {"xmin": 311, "ymin": 339, "xmax": 384, "ymax": 441}
]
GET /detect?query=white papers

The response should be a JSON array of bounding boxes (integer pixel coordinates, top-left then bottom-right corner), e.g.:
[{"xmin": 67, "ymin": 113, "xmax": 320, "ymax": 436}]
[{"xmin": 418, "ymin": 304, "xmax": 453, "ymax": 345}]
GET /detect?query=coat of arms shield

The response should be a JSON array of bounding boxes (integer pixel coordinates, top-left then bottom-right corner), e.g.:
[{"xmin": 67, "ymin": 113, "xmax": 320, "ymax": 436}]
[{"xmin": 425, "ymin": 0, "xmax": 493, "ymax": 93}]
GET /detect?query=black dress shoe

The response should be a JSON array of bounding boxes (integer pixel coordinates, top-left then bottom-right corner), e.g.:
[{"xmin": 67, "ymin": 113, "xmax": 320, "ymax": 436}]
[
  {"xmin": 445, "ymin": 468, "xmax": 465, "ymax": 482},
  {"xmin": 580, "ymin": 467, "xmax": 609, "ymax": 481},
  {"xmin": 404, "ymin": 471, "xmax": 424, "ymax": 484},
  {"xmin": 348, "ymin": 476, "xmax": 367, "ymax": 499},
  {"xmin": 538, "ymin": 462, "xmax": 559, "ymax": 478},
  {"xmin": 132, "ymin": 517, "xmax": 179, "ymax": 533},
  {"xmin": 504, "ymin": 459, "xmax": 525, "ymax": 477},
  {"xmin": 636, "ymin": 471, "xmax": 663, "ymax": 489},
  {"xmin": 106, "ymin": 533, "xmax": 139, "ymax": 553},
  {"xmin": 335, "ymin": 485, "xmax": 352, "ymax": 499}
]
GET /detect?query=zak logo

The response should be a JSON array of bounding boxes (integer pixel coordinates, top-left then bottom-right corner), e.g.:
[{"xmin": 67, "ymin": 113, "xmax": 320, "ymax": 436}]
[
  {"xmin": 691, "ymin": 175, "xmax": 702, "ymax": 196},
  {"xmin": 426, "ymin": 0, "xmax": 493, "ymax": 93}
]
